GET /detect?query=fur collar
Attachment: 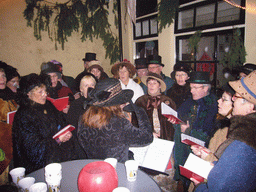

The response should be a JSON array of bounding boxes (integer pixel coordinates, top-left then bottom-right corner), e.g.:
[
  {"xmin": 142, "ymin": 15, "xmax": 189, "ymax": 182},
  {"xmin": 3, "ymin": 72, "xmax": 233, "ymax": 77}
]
[{"xmin": 228, "ymin": 113, "xmax": 256, "ymax": 150}]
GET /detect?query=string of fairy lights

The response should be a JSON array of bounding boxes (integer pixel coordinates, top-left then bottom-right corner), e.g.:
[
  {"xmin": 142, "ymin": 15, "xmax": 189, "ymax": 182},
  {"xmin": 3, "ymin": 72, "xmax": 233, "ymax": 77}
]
[{"xmin": 224, "ymin": 0, "xmax": 256, "ymax": 14}]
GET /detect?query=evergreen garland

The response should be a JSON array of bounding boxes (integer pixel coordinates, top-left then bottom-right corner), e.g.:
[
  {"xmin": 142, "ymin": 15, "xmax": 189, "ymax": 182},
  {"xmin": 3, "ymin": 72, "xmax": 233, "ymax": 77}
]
[
  {"xmin": 23, "ymin": 0, "xmax": 120, "ymax": 64},
  {"xmin": 157, "ymin": 0, "xmax": 179, "ymax": 33},
  {"xmin": 220, "ymin": 28, "xmax": 246, "ymax": 69}
]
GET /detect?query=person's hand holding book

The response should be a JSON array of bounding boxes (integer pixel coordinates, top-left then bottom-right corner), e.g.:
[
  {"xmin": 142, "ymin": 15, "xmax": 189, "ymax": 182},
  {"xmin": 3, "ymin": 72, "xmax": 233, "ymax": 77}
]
[
  {"xmin": 58, "ymin": 131, "xmax": 72, "ymax": 143},
  {"xmin": 191, "ymin": 145, "xmax": 210, "ymax": 159}
]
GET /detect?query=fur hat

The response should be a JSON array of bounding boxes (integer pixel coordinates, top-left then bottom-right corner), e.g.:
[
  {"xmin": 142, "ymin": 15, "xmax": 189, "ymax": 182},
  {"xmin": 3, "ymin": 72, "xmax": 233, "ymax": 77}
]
[
  {"xmin": 141, "ymin": 72, "xmax": 166, "ymax": 92},
  {"xmin": 19, "ymin": 73, "xmax": 44, "ymax": 95},
  {"xmin": 87, "ymin": 78, "xmax": 133, "ymax": 107},
  {"xmin": 229, "ymin": 70, "xmax": 256, "ymax": 105},
  {"xmin": 171, "ymin": 63, "xmax": 192, "ymax": 79},
  {"xmin": 82, "ymin": 52, "xmax": 96, "ymax": 62},
  {"xmin": 111, "ymin": 61, "xmax": 136, "ymax": 77},
  {"xmin": 3, "ymin": 65, "xmax": 20, "ymax": 82},
  {"xmin": 87, "ymin": 60, "xmax": 104, "ymax": 72},
  {"xmin": 233, "ymin": 63, "xmax": 256, "ymax": 76},
  {"xmin": 186, "ymin": 71, "xmax": 211, "ymax": 84},
  {"xmin": 147, "ymin": 55, "xmax": 164, "ymax": 67}
]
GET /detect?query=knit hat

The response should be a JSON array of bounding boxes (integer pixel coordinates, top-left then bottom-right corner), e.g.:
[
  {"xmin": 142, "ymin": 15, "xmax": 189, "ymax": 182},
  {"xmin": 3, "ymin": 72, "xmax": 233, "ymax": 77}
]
[
  {"xmin": 87, "ymin": 78, "xmax": 133, "ymax": 107},
  {"xmin": 229, "ymin": 70, "xmax": 256, "ymax": 105},
  {"xmin": 141, "ymin": 72, "xmax": 166, "ymax": 92}
]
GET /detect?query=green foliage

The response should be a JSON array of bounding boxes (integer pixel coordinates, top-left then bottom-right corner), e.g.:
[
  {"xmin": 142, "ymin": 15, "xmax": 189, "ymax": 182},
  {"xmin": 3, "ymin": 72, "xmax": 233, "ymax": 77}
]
[
  {"xmin": 220, "ymin": 28, "xmax": 246, "ymax": 69},
  {"xmin": 187, "ymin": 30, "xmax": 202, "ymax": 55},
  {"xmin": 157, "ymin": 0, "xmax": 179, "ymax": 33},
  {"xmin": 23, "ymin": 0, "xmax": 120, "ymax": 64}
]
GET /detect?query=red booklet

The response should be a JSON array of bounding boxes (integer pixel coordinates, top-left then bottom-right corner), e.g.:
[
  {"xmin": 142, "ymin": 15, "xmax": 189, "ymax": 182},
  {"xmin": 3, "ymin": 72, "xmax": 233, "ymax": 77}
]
[
  {"xmin": 179, "ymin": 153, "xmax": 213, "ymax": 183},
  {"xmin": 47, "ymin": 96, "xmax": 69, "ymax": 111},
  {"xmin": 161, "ymin": 102, "xmax": 185, "ymax": 124},
  {"xmin": 7, "ymin": 110, "xmax": 17, "ymax": 125},
  {"xmin": 52, "ymin": 125, "xmax": 75, "ymax": 140}
]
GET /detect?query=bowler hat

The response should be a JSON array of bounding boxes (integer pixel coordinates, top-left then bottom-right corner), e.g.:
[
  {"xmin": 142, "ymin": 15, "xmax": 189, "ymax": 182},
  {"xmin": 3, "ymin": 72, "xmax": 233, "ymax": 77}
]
[
  {"xmin": 111, "ymin": 61, "xmax": 136, "ymax": 77},
  {"xmin": 141, "ymin": 72, "xmax": 166, "ymax": 92},
  {"xmin": 135, "ymin": 58, "xmax": 147, "ymax": 69},
  {"xmin": 186, "ymin": 71, "xmax": 211, "ymax": 84},
  {"xmin": 147, "ymin": 55, "xmax": 164, "ymax": 67},
  {"xmin": 88, "ymin": 78, "xmax": 134, "ymax": 107},
  {"xmin": 229, "ymin": 70, "xmax": 256, "ymax": 105},
  {"xmin": 82, "ymin": 52, "xmax": 96, "ymax": 62}
]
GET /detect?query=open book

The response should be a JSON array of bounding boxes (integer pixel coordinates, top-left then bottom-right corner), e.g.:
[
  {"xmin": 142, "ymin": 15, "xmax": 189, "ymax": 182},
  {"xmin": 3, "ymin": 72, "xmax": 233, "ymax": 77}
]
[
  {"xmin": 179, "ymin": 153, "xmax": 214, "ymax": 183},
  {"xmin": 129, "ymin": 138, "xmax": 174, "ymax": 174},
  {"xmin": 181, "ymin": 133, "xmax": 205, "ymax": 147},
  {"xmin": 7, "ymin": 110, "xmax": 17, "ymax": 125},
  {"xmin": 52, "ymin": 125, "xmax": 75, "ymax": 140},
  {"xmin": 161, "ymin": 102, "xmax": 185, "ymax": 124},
  {"xmin": 47, "ymin": 96, "xmax": 69, "ymax": 111}
]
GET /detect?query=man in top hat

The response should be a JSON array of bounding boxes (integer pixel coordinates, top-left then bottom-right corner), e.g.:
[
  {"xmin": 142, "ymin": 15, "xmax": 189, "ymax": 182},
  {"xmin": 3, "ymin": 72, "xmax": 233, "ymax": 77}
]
[
  {"xmin": 147, "ymin": 55, "xmax": 174, "ymax": 94},
  {"xmin": 169, "ymin": 71, "xmax": 218, "ymax": 191},
  {"xmin": 133, "ymin": 58, "xmax": 148, "ymax": 94},
  {"xmin": 74, "ymin": 52, "xmax": 97, "ymax": 93}
]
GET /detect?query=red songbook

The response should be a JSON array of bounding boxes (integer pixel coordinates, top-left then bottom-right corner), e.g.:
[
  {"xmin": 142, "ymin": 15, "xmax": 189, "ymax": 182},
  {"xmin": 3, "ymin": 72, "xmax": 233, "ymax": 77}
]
[
  {"xmin": 52, "ymin": 125, "xmax": 75, "ymax": 140},
  {"xmin": 179, "ymin": 165, "xmax": 205, "ymax": 183},
  {"xmin": 7, "ymin": 110, "xmax": 17, "ymax": 125},
  {"xmin": 47, "ymin": 96, "xmax": 69, "ymax": 111},
  {"xmin": 179, "ymin": 153, "xmax": 213, "ymax": 183},
  {"xmin": 161, "ymin": 102, "xmax": 185, "ymax": 124}
]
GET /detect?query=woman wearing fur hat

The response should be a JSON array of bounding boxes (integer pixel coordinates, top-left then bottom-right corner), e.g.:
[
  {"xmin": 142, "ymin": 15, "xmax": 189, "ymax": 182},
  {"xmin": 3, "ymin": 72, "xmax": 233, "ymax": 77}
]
[
  {"xmin": 12, "ymin": 74, "xmax": 77, "ymax": 174},
  {"xmin": 111, "ymin": 61, "xmax": 144, "ymax": 103},
  {"xmin": 167, "ymin": 63, "xmax": 192, "ymax": 109},
  {"xmin": 77, "ymin": 78, "xmax": 153, "ymax": 162},
  {"xmin": 4, "ymin": 65, "xmax": 20, "ymax": 93},
  {"xmin": 192, "ymin": 71, "xmax": 256, "ymax": 192}
]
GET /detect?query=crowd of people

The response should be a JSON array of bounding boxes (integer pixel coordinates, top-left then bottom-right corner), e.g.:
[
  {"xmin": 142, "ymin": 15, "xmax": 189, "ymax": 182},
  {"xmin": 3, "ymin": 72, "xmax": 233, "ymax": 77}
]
[{"xmin": 0, "ymin": 53, "xmax": 256, "ymax": 192}]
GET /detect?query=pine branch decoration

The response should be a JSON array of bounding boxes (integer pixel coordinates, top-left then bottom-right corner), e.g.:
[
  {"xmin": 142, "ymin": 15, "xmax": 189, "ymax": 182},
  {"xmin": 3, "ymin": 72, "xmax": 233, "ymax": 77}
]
[
  {"xmin": 157, "ymin": 0, "xmax": 179, "ymax": 33},
  {"xmin": 23, "ymin": 0, "xmax": 120, "ymax": 64},
  {"xmin": 220, "ymin": 28, "xmax": 246, "ymax": 69}
]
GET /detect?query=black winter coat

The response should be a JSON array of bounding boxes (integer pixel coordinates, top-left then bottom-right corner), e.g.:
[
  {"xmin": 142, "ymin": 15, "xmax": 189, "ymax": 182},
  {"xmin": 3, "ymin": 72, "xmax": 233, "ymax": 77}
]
[{"xmin": 12, "ymin": 101, "xmax": 77, "ymax": 174}]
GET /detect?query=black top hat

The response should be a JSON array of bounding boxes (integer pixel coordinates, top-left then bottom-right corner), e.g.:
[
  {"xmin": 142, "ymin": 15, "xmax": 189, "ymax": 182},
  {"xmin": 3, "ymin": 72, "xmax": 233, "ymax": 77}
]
[
  {"xmin": 82, "ymin": 52, "xmax": 96, "ymax": 62},
  {"xmin": 135, "ymin": 58, "xmax": 147, "ymax": 69},
  {"xmin": 186, "ymin": 71, "xmax": 211, "ymax": 84},
  {"xmin": 88, "ymin": 78, "xmax": 134, "ymax": 107},
  {"xmin": 147, "ymin": 55, "xmax": 164, "ymax": 67}
]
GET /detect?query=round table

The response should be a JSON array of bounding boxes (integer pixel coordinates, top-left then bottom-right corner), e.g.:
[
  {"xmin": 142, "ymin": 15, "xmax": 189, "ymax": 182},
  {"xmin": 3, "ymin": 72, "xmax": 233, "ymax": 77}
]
[{"xmin": 27, "ymin": 159, "xmax": 161, "ymax": 192}]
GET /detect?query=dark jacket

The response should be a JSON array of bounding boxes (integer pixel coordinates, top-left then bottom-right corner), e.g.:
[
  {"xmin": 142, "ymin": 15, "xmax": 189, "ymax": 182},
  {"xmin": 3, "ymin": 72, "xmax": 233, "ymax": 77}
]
[
  {"xmin": 173, "ymin": 93, "xmax": 218, "ymax": 182},
  {"xmin": 166, "ymin": 83, "xmax": 191, "ymax": 109},
  {"xmin": 48, "ymin": 81, "xmax": 73, "ymax": 99},
  {"xmin": 77, "ymin": 105, "xmax": 153, "ymax": 163},
  {"xmin": 12, "ymin": 101, "xmax": 77, "ymax": 174},
  {"xmin": 195, "ymin": 114, "xmax": 256, "ymax": 192},
  {"xmin": 135, "ymin": 94, "xmax": 176, "ymax": 141}
]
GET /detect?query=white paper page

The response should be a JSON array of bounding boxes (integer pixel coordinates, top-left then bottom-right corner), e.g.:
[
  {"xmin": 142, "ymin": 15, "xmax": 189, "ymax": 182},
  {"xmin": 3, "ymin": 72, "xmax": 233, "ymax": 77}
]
[
  {"xmin": 181, "ymin": 133, "xmax": 205, "ymax": 147},
  {"xmin": 161, "ymin": 102, "xmax": 177, "ymax": 117},
  {"xmin": 141, "ymin": 138, "xmax": 174, "ymax": 172},
  {"xmin": 184, "ymin": 153, "xmax": 213, "ymax": 179},
  {"xmin": 129, "ymin": 145, "xmax": 150, "ymax": 166}
]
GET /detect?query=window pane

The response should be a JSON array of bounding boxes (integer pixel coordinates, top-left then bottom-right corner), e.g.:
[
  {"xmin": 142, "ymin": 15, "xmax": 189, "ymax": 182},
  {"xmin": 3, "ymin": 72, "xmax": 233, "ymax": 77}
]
[
  {"xmin": 178, "ymin": 39, "xmax": 193, "ymax": 61},
  {"xmin": 135, "ymin": 22, "xmax": 142, "ymax": 37},
  {"xmin": 150, "ymin": 18, "xmax": 158, "ymax": 34},
  {"xmin": 197, "ymin": 36, "xmax": 215, "ymax": 61},
  {"xmin": 136, "ymin": 0, "xmax": 157, "ymax": 17},
  {"xmin": 217, "ymin": 0, "xmax": 241, "ymax": 23},
  {"xmin": 178, "ymin": 9, "xmax": 194, "ymax": 30},
  {"xmin": 136, "ymin": 40, "xmax": 158, "ymax": 59},
  {"xmin": 196, "ymin": 4, "xmax": 215, "ymax": 27}
]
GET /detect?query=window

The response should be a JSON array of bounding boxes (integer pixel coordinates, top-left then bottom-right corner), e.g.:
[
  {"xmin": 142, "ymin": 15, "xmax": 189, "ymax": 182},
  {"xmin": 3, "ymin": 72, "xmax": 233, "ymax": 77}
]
[{"xmin": 175, "ymin": 0, "xmax": 245, "ymax": 33}]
